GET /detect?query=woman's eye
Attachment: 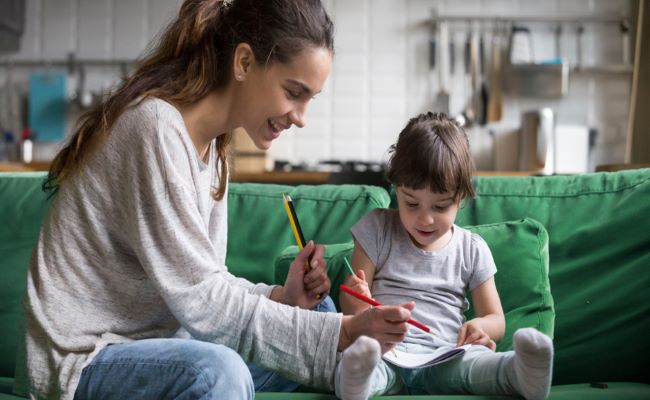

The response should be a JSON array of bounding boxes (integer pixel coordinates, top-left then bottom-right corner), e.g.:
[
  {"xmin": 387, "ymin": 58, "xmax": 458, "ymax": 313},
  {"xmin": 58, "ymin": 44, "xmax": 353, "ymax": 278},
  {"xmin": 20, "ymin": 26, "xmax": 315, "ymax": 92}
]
[{"xmin": 286, "ymin": 90, "xmax": 300, "ymax": 99}]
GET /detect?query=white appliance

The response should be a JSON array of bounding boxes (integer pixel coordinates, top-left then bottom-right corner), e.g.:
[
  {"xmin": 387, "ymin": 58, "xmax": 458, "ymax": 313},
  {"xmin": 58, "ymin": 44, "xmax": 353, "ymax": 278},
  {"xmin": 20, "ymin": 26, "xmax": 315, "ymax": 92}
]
[{"xmin": 554, "ymin": 125, "xmax": 590, "ymax": 174}]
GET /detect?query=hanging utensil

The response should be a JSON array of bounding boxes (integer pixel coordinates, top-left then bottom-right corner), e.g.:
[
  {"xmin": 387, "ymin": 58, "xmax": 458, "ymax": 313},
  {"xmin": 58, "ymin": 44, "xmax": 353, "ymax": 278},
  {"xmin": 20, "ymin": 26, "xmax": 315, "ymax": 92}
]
[
  {"xmin": 576, "ymin": 24, "xmax": 584, "ymax": 69},
  {"xmin": 458, "ymin": 23, "xmax": 475, "ymax": 127},
  {"xmin": 554, "ymin": 24, "xmax": 562, "ymax": 61},
  {"xmin": 449, "ymin": 31, "xmax": 456, "ymax": 77},
  {"xmin": 621, "ymin": 20, "xmax": 631, "ymax": 65},
  {"xmin": 487, "ymin": 22, "xmax": 503, "ymax": 123},
  {"xmin": 477, "ymin": 28, "xmax": 489, "ymax": 126},
  {"xmin": 509, "ymin": 25, "xmax": 533, "ymax": 64},
  {"xmin": 433, "ymin": 21, "xmax": 450, "ymax": 115},
  {"xmin": 469, "ymin": 27, "xmax": 480, "ymax": 124},
  {"xmin": 428, "ymin": 18, "xmax": 437, "ymax": 111}
]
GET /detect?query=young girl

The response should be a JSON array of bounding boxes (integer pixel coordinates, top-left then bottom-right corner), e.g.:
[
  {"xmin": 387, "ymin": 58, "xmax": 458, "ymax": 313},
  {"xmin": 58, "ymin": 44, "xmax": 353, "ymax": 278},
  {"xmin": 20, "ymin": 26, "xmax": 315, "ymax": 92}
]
[
  {"xmin": 21, "ymin": 1, "xmax": 416, "ymax": 399},
  {"xmin": 337, "ymin": 112, "xmax": 554, "ymax": 400}
]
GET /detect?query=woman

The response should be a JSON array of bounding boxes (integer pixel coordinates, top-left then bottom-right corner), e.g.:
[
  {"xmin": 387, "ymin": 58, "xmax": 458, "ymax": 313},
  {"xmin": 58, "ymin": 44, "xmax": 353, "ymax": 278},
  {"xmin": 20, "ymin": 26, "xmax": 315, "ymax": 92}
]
[{"xmin": 22, "ymin": 0, "xmax": 415, "ymax": 399}]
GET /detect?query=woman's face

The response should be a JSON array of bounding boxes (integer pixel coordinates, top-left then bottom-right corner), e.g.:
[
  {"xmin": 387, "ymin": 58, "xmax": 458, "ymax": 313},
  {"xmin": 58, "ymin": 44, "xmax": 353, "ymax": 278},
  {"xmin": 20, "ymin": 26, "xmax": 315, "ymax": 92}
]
[{"xmin": 236, "ymin": 46, "xmax": 332, "ymax": 150}]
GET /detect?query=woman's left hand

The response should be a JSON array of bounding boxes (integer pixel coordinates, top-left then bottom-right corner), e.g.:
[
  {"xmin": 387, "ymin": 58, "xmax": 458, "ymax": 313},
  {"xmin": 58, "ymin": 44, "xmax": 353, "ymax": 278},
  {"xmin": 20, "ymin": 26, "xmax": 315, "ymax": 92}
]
[
  {"xmin": 281, "ymin": 241, "xmax": 331, "ymax": 309},
  {"xmin": 457, "ymin": 319, "xmax": 497, "ymax": 351}
]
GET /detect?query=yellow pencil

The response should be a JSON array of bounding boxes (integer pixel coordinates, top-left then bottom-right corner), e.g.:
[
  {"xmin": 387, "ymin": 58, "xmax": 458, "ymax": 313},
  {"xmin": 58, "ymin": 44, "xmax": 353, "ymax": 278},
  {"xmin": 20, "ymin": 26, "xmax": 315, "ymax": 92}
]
[
  {"xmin": 282, "ymin": 193, "xmax": 321, "ymax": 299},
  {"xmin": 282, "ymin": 193, "xmax": 307, "ymax": 259}
]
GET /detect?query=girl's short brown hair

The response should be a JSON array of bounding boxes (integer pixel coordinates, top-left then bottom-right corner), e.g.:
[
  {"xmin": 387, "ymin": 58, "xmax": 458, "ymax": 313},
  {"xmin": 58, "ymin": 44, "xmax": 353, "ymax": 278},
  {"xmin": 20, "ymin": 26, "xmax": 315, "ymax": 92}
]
[{"xmin": 385, "ymin": 112, "xmax": 475, "ymax": 201}]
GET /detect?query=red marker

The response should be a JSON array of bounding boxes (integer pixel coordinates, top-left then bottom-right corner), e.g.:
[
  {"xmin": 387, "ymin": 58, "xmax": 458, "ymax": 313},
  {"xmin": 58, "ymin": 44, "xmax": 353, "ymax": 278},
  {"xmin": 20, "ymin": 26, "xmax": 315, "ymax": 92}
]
[{"xmin": 340, "ymin": 284, "xmax": 432, "ymax": 333}]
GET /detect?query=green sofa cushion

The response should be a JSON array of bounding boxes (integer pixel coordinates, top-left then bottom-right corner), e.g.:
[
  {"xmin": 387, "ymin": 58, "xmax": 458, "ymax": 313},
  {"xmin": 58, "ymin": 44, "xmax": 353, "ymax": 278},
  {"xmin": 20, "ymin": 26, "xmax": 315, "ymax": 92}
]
[
  {"xmin": 464, "ymin": 218, "xmax": 553, "ymax": 350},
  {"xmin": 226, "ymin": 183, "xmax": 390, "ymax": 285},
  {"xmin": 275, "ymin": 218, "xmax": 554, "ymax": 351},
  {"xmin": 0, "ymin": 173, "xmax": 51, "ymax": 378},
  {"xmin": 454, "ymin": 169, "xmax": 650, "ymax": 385}
]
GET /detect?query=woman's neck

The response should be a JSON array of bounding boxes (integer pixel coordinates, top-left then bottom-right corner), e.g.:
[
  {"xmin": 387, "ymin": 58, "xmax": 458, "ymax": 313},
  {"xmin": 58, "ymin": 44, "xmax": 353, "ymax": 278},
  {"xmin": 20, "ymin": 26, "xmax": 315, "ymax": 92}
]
[{"xmin": 178, "ymin": 90, "xmax": 232, "ymax": 156}]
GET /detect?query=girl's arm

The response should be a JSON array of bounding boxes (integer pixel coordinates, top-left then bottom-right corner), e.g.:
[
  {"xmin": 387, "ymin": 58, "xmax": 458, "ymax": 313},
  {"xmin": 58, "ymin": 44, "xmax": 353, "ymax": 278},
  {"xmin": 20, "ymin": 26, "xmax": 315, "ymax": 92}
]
[
  {"xmin": 457, "ymin": 277, "xmax": 506, "ymax": 348},
  {"xmin": 339, "ymin": 241, "xmax": 376, "ymax": 316}
]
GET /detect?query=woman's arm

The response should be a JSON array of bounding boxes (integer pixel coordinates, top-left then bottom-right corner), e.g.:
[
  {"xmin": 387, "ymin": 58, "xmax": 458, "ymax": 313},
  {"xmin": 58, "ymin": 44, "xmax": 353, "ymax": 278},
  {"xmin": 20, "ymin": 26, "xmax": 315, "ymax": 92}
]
[
  {"xmin": 339, "ymin": 241, "xmax": 376, "ymax": 315},
  {"xmin": 456, "ymin": 277, "xmax": 505, "ymax": 348}
]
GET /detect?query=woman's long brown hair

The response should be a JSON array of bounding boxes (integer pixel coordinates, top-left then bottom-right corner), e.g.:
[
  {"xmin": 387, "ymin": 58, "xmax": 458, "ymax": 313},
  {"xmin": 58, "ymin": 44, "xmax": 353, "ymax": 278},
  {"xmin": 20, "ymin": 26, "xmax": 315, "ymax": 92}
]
[{"xmin": 45, "ymin": 0, "xmax": 334, "ymax": 200}]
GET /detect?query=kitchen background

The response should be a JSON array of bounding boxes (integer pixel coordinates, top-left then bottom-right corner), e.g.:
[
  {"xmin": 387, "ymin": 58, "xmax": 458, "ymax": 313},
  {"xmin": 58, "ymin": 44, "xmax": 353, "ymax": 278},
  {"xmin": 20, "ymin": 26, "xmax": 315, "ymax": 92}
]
[{"xmin": 0, "ymin": 0, "xmax": 645, "ymax": 178}]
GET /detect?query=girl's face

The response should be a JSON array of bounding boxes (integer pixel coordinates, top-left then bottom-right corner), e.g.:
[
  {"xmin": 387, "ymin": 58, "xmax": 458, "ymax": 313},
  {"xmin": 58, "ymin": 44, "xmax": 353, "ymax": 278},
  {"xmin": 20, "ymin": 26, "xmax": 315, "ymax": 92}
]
[
  {"xmin": 396, "ymin": 186, "xmax": 460, "ymax": 252},
  {"xmin": 236, "ymin": 46, "xmax": 332, "ymax": 150}
]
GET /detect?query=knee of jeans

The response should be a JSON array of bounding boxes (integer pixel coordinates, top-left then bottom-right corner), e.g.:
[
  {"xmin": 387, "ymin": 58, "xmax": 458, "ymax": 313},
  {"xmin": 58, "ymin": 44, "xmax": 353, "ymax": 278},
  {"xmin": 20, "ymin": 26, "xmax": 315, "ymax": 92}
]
[
  {"xmin": 199, "ymin": 345, "xmax": 254, "ymax": 394},
  {"xmin": 314, "ymin": 296, "xmax": 337, "ymax": 313}
]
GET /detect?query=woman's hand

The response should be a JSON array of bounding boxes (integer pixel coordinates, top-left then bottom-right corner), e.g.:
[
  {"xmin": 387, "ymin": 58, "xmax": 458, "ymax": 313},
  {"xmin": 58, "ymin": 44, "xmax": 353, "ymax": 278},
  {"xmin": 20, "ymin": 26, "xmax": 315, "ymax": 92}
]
[
  {"xmin": 280, "ymin": 241, "xmax": 330, "ymax": 309},
  {"xmin": 456, "ymin": 319, "xmax": 497, "ymax": 351},
  {"xmin": 339, "ymin": 302, "xmax": 415, "ymax": 354}
]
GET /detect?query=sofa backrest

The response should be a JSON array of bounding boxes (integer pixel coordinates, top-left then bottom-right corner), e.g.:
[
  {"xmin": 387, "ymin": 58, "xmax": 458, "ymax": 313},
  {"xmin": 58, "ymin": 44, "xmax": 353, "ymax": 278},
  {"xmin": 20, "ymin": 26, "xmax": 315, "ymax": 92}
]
[
  {"xmin": 455, "ymin": 169, "xmax": 650, "ymax": 385},
  {"xmin": 226, "ymin": 183, "xmax": 391, "ymax": 284}
]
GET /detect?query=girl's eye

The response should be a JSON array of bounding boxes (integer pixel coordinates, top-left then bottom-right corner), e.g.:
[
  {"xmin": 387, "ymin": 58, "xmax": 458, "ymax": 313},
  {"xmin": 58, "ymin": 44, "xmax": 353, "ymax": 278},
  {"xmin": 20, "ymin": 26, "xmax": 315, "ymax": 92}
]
[
  {"xmin": 434, "ymin": 204, "xmax": 451, "ymax": 211},
  {"xmin": 405, "ymin": 202, "xmax": 418, "ymax": 208}
]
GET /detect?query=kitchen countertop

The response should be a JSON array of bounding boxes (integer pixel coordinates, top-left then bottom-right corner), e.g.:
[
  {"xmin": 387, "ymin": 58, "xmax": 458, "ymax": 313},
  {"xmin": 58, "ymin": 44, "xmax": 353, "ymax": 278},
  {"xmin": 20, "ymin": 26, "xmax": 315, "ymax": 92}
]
[{"xmin": 0, "ymin": 162, "xmax": 537, "ymax": 183}]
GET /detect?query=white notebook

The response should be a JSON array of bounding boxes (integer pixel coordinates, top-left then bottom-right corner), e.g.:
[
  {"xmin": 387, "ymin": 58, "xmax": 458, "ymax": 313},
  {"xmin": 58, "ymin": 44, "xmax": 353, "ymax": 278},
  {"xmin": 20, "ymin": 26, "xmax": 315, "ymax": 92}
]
[{"xmin": 382, "ymin": 344, "xmax": 472, "ymax": 369}]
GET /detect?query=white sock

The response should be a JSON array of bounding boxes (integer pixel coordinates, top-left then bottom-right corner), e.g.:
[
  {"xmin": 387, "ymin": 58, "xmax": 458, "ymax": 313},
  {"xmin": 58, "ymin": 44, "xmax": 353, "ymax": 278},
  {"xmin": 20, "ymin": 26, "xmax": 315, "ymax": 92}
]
[
  {"xmin": 511, "ymin": 328, "xmax": 554, "ymax": 400},
  {"xmin": 339, "ymin": 336, "xmax": 381, "ymax": 400}
]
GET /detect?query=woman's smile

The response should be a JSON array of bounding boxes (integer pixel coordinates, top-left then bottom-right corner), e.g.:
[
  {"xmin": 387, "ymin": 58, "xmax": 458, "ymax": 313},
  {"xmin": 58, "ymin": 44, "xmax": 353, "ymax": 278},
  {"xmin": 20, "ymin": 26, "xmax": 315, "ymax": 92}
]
[{"xmin": 268, "ymin": 118, "xmax": 286, "ymax": 138}]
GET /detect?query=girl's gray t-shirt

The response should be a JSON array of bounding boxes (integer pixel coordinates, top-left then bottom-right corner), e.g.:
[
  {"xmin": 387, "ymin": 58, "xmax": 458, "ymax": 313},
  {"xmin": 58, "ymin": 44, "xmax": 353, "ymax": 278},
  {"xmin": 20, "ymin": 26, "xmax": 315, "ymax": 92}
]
[
  {"xmin": 351, "ymin": 208, "xmax": 496, "ymax": 348},
  {"xmin": 23, "ymin": 98, "xmax": 341, "ymax": 399}
]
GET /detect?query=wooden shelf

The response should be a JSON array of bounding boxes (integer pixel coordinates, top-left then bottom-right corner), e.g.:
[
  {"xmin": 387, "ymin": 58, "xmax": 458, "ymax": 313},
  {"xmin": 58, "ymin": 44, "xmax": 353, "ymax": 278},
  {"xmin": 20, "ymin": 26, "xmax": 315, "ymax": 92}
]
[
  {"xmin": 232, "ymin": 171, "xmax": 331, "ymax": 185},
  {"xmin": 595, "ymin": 163, "xmax": 650, "ymax": 172},
  {"xmin": 232, "ymin": 170, "xmax": 538, "ymax": 185},
  {"xmin": 0, "ymin": 162, "xmax": 50, "ymax": 172}
]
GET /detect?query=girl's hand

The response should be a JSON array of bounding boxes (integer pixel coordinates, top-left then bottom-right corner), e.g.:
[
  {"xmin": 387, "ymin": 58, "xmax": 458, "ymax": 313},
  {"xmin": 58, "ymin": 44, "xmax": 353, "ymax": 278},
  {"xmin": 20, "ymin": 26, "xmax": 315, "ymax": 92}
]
[
  {"xmin": 457, "ymin": 319, "xmax": 497, "ymax": 351},
  {"xmin": 345, "ymin": 269, "xmax": 371, "ymax": 298},
  {"xmin": 339, "ymin": 302, "xmax": 416, "ymax": 353},
  {"xmin": 281, "ymin": 241, "xmax": 330, "ymax": 309}
]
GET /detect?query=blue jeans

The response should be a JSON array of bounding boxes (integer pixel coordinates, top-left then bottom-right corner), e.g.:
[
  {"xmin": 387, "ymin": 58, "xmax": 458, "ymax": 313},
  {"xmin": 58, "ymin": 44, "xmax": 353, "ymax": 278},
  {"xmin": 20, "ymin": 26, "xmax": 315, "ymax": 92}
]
[
  {"xmin": 248, "ymin": 296, "xmax": 337, "ymax": 392},
  {"xmin": 73, "ymin": 297, "xmax": 336, "ymax": 398},
  {"xmin": 73, "ymin": 338, "xmax": 254, "ymax": 400}
]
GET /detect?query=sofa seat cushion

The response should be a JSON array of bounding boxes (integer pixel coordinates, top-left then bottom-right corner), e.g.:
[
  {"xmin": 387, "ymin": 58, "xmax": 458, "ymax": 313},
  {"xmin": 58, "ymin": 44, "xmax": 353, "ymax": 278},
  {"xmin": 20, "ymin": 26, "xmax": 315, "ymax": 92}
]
[
  {"xmin": 253, "ymin": 382, "xmax": 650, "ymax": 399},
  {"xmin": 0, "ymin": 376, "xmax": 25, "ymax": 399},
  {"xmin": 275, "ymin": 218, "xmax": 554, "ymax": 352},
  {"xmin": 545, "ymin": 382, "xmax": 650, "ymax": 400}
]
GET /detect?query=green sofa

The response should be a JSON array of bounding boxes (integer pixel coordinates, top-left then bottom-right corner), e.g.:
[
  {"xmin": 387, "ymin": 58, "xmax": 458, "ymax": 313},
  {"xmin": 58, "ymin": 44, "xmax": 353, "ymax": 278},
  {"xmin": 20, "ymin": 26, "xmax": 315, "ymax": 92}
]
[{"xmin": 1, "ymin": 169, "xmax": 649, "ymax": 399}]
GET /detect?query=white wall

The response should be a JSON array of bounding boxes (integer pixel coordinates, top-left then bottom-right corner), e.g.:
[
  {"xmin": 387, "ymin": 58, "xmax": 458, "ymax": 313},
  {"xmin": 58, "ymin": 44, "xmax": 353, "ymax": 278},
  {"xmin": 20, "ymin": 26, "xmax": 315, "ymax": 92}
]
[{"xmin": 0, "ymin": 0, "xmax": 633, "ymax": 171}]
